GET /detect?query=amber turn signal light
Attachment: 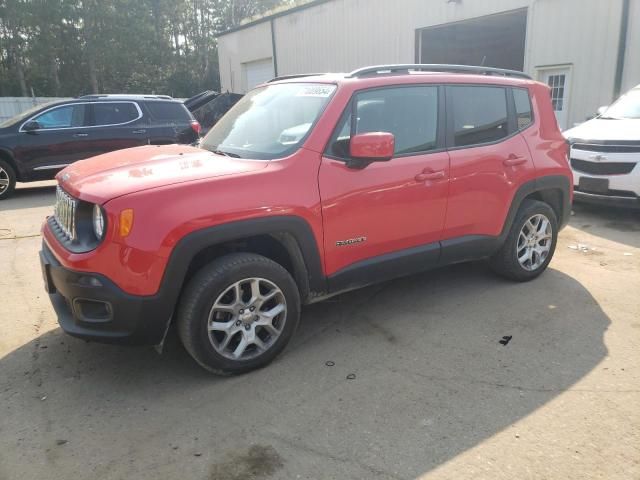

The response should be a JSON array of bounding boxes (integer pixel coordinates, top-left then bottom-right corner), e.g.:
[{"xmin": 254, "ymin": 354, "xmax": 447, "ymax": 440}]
[{"xmin": 119, "ymin": 209, "xmax": 134, "ymax": 237}]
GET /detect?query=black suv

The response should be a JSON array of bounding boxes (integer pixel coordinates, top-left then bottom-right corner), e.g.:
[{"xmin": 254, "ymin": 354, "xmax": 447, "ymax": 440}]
[{"xmin": 0, "ymin": 95, "xmax": 200, "ymax": 199}]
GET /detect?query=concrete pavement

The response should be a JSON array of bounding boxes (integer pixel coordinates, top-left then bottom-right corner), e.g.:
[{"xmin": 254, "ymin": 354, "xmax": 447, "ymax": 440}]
[{"xmin": 0, "ymin": 182, "xmax": 638, "ymax": 480}]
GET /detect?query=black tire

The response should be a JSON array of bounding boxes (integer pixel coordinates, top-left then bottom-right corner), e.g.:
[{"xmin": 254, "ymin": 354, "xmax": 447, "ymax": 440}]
[
  {"xmin": 490, "ymin": 199, "xmax": 558, "ymax": 282},
  {"xmin": 176, "ymin": 253, "xmax": 301, "ymax": 375},
  {"xmin": 0, "ymin": 159, "xmax": 16, "ymax": 200}
]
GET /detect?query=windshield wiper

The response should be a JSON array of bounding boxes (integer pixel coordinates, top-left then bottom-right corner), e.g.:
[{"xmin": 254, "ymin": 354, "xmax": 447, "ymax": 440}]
[
  {"xmin": 212, "ymin": 149, "xmax": 241, "ymax": 158},
  {"xmin": 599, "ymin": 115, "xmax": 621, "ymax": 120}
]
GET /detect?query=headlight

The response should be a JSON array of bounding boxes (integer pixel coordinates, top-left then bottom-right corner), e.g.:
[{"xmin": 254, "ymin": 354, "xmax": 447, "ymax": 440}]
[{"xmin": 92, "ymin": 204, "xmax": 105, "ymax": 240}]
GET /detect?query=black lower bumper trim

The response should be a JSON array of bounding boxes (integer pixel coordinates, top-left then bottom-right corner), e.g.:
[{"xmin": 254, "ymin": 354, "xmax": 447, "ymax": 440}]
[
  {"xmin": 573, "ymin": 190, "xmax": 640, "ymax": 209},
  {"xmin": 40, "ymin": 243, "xmax": 171, "ymax": 345}
]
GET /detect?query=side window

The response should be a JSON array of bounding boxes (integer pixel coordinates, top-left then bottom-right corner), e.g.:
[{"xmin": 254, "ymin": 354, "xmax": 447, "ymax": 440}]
[
  {"xmin": 92, "ymin": 102, "xmax": 139, "ymax": 126},
  {"xmin": 145, "ymin": 102, "xmax": 192, "ymax": 122},
  {"xmin": 32, "ymin": 104, "xmax": 87, "ymax": 129},
  {"xmin": 513, "ymin": 88, "xmax": 533, "ymax": 130},
  {"xmin": 450, "ymin": 86, "xmax": 508, "ymax": 147},
  {"xmin": 328, "ymin": 86, "xmax": 439, "ymax": 158}
]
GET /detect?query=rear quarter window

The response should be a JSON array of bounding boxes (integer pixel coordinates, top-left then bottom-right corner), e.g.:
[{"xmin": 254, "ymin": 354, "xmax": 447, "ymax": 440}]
[
  {"xmin": 513, "ymin": 88, "xmax": 533, "ymax": 130},
  {"xmin": 145, "ymin": 102, "xmax": 192, "ymax": 122}
]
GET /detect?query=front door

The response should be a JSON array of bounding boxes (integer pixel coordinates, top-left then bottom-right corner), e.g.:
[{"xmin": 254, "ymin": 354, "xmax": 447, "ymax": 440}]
[
  {"xmin": 319, "ymin": 85, "xmax": 449, "ymax": 280},
  {"xmin": 16, "ymin": 103, "xmax": 91, "ymax": 176},
  {"xmin": 539, "ymin": 67, "xmax": 571, "ymax": 130}
]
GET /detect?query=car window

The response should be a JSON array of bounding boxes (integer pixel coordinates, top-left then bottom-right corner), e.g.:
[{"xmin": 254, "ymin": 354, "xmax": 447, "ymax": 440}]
[
  {"xmin": 329, "ymin": 86, "xmax": 439, "ymax": 158},
  {"xmin": 450, "ymin": 86, "xmax": 508, "ymax": 147},
  {"xmin": 201, "ymin": 83, "xmax": 336, "ymax": 160},
  {"xmin": 513, "ymin": 88, "xmax": 533, "ymax": 130},
  {"xmin": 145, "ymin": 102, "xmax": 192, "ymax": 122},
  {"xmin": 92, "ymin": 102, "xmax": 139, "ymax": 126},
  {"xmin": 32, "ymin": 104, "xmax": 87, "ymax": 129},
  {"xmin": 1, "ymin": 102, "xmax": 60, "ymax": 128}
]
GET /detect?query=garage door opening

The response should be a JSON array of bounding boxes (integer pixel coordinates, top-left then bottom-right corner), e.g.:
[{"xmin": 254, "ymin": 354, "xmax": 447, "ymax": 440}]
[
  {"xmin": 244, "ymin": 58, "xmax": 275, "ymax": 92},
  {"xmin": 418, "ymin": 9, "xmax": 528, "ymax": 71}
]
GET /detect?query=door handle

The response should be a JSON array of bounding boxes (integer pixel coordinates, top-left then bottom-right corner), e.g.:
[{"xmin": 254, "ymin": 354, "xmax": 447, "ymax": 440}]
[
  {"xmin": 133, "ymin": 129, "xmax": 147, "ymax": 134},
  {"xmin": 415, "ymin": 170, "xmax": 446, "ymax": 182},
  {"xmin": 73, "ymin": 133, "xmax": 88, "ymax": 138},
  {"xmin": 503, "ymin": 155, "xmax": 528, "ymax": 166}
]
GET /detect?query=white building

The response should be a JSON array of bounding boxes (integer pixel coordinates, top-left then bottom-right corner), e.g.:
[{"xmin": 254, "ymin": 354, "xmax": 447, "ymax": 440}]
[{"xmin": 217, "ymin": 0, "xmax": 640, "ymax": 130}]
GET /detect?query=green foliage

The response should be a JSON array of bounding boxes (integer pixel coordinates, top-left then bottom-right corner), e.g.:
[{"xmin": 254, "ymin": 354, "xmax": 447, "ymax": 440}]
[{"xmin": 0, "ymin": 0, "xmax": 295, "ymax": 97}]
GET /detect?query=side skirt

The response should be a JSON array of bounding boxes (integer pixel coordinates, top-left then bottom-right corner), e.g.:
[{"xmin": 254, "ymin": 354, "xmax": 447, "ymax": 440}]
[{"xmin": 324, "ymin": 235, "xmax": 501, "ymax": 299}]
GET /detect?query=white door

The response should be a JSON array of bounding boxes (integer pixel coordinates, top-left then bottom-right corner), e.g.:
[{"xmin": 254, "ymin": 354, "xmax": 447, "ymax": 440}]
[
  {"xmin": 244, "ymin": 58, "xmax": 275, "ymax": 91},
  {"xmin": 539, "ymin": 67, "xmax": 571, "ymax": 130}
]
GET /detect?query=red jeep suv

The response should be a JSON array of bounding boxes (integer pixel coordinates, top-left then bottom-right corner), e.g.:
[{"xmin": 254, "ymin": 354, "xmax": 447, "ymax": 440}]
[{"xmin": 40, "ymin": 64, "xmax": 572, "ymax": 374}]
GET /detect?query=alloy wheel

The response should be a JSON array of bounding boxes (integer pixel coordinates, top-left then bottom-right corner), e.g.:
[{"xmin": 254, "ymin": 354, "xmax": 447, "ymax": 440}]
[
  {"xmin": 207, "ymin": 277, "xmax": 287, "ymax": 360},
  {"xmin": 517, "ymin": 213, "xmax": 553, "ymax": 271},
  {"xmin": 0, "ymin": 167, "xmax": 9, "ymax": 195}
]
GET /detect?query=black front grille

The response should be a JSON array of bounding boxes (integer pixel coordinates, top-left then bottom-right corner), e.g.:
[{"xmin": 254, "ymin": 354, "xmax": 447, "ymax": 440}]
[
  {"xmin": 572, "ymin": 143, "xmax": 640, "ymax": 153},
  {"xmin": 53, "ymin": 186, "xmax": 78, "ymax": 241},
  {"xmin": 571, "ymin": 158, "xmax": 636, "ymax": 175}
]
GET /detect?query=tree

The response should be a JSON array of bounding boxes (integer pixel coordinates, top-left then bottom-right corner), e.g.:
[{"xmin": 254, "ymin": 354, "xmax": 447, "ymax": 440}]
[{"xmin": 0, "ymin": 0, "xmax": 297, "ymax": 97}]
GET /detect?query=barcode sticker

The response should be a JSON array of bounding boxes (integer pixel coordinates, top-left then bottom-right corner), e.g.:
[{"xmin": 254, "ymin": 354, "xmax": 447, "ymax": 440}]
[{"xmin": 296, "ymin": 86, "xmax": 334, "ymax": 97}]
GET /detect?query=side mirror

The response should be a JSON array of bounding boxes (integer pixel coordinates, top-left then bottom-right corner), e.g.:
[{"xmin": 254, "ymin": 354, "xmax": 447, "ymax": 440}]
[
  {"xmin": 349, "ymin": 132, "xmax": 395, "ymax": 163},
  {"xmin": 23, "ymin": 121, "xmax": 40, "ymax": 132},
  {"xmin": 597, "ymin": 106, "xmax": 608, "ymax": 116}
]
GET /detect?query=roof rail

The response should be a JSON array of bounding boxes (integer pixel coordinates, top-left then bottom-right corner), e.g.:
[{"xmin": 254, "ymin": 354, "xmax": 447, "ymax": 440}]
[
  {"xmin": 267, "ymin": 73, "xmax": 325, "ymax": 83},
  {"xmin": 346, "ymin": 64, "xmax": 532, "ymax": 80},
  {"xmin": 78, "ymin": 94, "xmax": 174, "ymax": 99}
]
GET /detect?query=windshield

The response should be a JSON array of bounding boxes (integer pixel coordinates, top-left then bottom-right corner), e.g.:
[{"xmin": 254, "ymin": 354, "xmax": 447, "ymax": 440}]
[
  {"xmin": 201, "ymin": 83, "xmax": 336, "ymax": 159},
  {"xmin": 601, "ymin": 88, "xmax": 640, "ymax": 119},
  {"xmin": 0, "ymin": 101, "xmax": 60, "ymax": 128}
]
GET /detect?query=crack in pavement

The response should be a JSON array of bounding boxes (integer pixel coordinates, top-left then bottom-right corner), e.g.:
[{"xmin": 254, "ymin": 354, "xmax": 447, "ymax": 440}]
[
  {"xmin": 0, "ymin": 234, "xmax": 41, "ymax": 240},
  {"xmin": 387, "ymin": 366, "xmax": 640, "ymax": 394}
]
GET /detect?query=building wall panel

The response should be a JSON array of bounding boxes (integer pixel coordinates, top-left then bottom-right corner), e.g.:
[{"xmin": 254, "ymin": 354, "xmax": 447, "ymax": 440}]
[
  {"xmin": 526, "ymin": 0, "xmax": 624, "ymax": 126},
  {"xmin": 273, "ymin": 0, "xmax": 531, "ymax": 75},
  {"xmin": 218, "ymin": 21, "xmax": 273, "ymax": 92},
  {"xmin": 218, "ymin": 0, "xmax": 640, "ymax": 127},
  {"xmin": 622, "ymin": 0, "xmax": 640, "ymax": 93}
]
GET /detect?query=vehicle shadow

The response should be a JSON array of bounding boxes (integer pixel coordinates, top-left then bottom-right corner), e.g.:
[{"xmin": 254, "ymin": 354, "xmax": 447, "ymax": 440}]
[
  {"xmin": 0, "ymin": 183, "xmax": 56, "ymax": 212},
  {"xmin": 571, "ymin": 202, "xmax": 640, "ymax": 249},
  {"xmin": 0, "ymin": 262, "xmax": 609, "ymax": 479}
]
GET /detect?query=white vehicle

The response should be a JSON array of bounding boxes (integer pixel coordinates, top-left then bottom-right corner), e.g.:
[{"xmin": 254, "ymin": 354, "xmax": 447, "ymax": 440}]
[{"xmin": 564, "ymin": 84, "xmax": 640, "ymax": 208}]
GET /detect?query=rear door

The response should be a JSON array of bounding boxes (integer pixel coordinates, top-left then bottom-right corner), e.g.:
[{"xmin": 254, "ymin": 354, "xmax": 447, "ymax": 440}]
[
  {"xmin": 82, "ymin": 101, "xmax": 148, "ymax": 158},
  {"xmin": 443, "ymin": 85, "xmax": 535, "ymax": 247},
  {"xmin": 320, "ymin": 85, "xmax": 450, "ymax": 279},
  {"xmin": 15, "ymin": 102, "xmax": 91, "ymax": 175},
  {"xmin": 143, "ymin": 101, "xmax": 198, "ymax": 144}
]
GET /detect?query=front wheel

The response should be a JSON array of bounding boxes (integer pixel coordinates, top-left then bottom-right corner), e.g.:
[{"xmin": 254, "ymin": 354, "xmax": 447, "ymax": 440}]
[
  {"xmin": 177, "ymin": 253, "xmax": 301, "ymax": 375},
  {"xmin": 490, "ymin": 199, "xmax": 558, "ymax": 282},
  {"xmin": 0, "ymin": 159, "xmax": 16, "ymax": 200}
]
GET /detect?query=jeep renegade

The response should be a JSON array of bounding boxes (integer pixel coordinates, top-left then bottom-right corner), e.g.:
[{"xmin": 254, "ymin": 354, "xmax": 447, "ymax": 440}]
[{"xmin": 40, "ymin": 64, "xmax": 573, "ymax": 375}]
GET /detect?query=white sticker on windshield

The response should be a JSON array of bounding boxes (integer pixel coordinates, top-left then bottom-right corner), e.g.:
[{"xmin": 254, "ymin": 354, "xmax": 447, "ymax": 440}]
[{"xmin": 296, "ymin": 86, "xmax": 334, "ymax": 97}]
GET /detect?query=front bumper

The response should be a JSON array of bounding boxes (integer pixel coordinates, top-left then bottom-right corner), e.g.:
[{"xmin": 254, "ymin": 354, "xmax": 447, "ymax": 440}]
[
  {"xmin": 40, "ymin": 243, "xmax": 171, "ymax": 345},
  {"xmin": 573, "ymin": 189, "xmax": 640, "ymax": 209},
  {"xmin": 570, "ymin": 144, "xmax": 640, "ymax": 209}
]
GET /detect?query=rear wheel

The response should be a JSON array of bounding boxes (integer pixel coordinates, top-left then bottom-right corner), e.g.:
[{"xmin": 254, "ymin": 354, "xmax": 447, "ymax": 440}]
[
  {"xmin": 0, "ymin": 159, "xmax": 16, "ymax": 200},
  {"xmin": 177, "ymin": 253, "xmax": 300, "ymax": 375},
  {"xmin": 490, "ymin": 199, "xmax": 558, "ymax": 281}
]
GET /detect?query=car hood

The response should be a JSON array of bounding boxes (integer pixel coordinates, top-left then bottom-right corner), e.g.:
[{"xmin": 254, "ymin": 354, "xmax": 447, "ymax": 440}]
[
  {"xmin": 564, "ymin": 118, "xmax": 640, "ymax": 143},
  {"xmin": 57, "ymin": 144, "xmax": 268, "ymax": 204}
]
